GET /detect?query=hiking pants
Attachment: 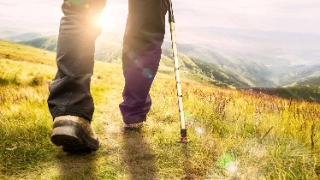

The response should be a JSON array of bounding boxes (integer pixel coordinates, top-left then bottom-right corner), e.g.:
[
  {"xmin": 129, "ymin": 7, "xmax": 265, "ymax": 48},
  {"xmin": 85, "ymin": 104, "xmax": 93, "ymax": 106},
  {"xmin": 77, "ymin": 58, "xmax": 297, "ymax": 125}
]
[{"xmin": 47, "ymin": 0, "xmax": 168, "ymax": 124}]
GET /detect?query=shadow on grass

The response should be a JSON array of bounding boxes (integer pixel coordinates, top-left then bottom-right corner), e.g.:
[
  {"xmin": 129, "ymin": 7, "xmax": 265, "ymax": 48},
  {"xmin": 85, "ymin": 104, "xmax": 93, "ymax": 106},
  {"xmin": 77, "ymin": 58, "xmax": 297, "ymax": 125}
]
[
  {"xmin": 180, "ymin": 140, "xmax": 213, "ymax": 179},
  {"xmin": 55, "ymin": 150, "xmax": 98, "ymax": 180},
  {"xmin": 122, "ymin": 131, "xmax": 157, "ymax": 179},
  {"xmin": 180, "ymin": 144, "xmax": 195, "ymax": 180}
]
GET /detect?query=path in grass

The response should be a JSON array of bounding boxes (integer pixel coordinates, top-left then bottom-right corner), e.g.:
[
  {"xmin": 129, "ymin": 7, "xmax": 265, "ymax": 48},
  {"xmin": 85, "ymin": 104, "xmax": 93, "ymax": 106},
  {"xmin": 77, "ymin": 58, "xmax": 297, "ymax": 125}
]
[
  {"xmin": 44, "ymin": 59, "xmax": 213, "ymax": 179},
  {"xmin": 51, "ymin": 64, "xmax": 200, "ymax": 179},
  {"xmin": 48, "ymin": 64, "xmax": 156, "ymax": 179}
]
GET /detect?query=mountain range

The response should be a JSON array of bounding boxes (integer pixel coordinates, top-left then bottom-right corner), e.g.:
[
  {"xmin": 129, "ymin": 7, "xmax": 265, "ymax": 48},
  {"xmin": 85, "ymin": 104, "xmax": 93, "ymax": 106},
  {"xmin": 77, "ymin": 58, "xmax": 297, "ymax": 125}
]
[
  {"xmin": 164, "ymin": 27, "xmax": 320, "ymax": 86},
  {"xmin": 1, "ymin": 26, "xmax": 319, "ymax": 88}
]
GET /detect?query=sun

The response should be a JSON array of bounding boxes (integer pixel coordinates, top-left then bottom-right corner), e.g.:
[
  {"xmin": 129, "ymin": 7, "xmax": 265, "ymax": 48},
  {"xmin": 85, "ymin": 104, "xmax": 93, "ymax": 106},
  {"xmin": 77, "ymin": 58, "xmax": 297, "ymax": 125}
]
[{"xmin": 96, "ymin": 6, "xmax": 126, "ymax": 32}]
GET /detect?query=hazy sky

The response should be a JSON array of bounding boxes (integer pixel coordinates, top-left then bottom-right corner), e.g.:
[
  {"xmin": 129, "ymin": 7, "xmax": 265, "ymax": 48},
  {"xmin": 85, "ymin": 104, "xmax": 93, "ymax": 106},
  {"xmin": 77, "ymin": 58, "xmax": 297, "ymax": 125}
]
[{"xmin": 0, "ymin": 0, "xmax": 320, "ymax": 34}]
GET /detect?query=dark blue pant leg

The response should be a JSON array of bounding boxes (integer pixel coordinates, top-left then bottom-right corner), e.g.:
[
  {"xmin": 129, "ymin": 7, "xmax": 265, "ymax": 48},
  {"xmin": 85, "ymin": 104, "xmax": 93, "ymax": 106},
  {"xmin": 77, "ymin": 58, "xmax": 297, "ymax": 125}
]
[{"xmin": 120, "ymin": 0, "xmax": 168, "ymax": 124}]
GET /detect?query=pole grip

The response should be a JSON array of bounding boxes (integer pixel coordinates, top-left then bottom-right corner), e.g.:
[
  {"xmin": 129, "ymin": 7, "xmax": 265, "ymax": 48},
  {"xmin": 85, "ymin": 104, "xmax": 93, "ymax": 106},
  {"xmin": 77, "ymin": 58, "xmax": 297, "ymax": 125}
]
[{"xmin": 168, "ymin": 0, "xmax": 175, "ymax": 23}]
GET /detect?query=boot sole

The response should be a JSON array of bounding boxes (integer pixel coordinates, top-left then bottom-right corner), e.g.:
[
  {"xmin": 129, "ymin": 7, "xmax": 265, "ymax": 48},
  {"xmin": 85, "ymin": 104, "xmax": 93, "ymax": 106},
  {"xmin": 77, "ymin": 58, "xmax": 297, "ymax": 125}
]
[{"xmin": 51, "ymin": 120, "xmax": 99, "ymax": 152}]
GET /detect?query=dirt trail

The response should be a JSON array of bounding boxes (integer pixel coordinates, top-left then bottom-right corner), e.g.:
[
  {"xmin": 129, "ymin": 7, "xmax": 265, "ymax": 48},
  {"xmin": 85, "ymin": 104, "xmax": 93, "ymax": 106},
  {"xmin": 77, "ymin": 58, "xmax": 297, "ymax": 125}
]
[{"xmin": 52, "ymin": 75, "xmax": 159, "ymax": 179}]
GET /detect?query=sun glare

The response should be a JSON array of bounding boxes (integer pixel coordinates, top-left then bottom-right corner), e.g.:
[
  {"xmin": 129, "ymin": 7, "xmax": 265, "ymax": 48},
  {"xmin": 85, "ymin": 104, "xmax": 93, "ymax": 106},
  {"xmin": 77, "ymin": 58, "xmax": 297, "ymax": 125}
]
[
  {"xmin": 96, "ymin": 5, "xmax": 127, "ymax": 32},
  {"xmin": 98, "ymin": 11, "xmax": 107, "ymax": 27}
]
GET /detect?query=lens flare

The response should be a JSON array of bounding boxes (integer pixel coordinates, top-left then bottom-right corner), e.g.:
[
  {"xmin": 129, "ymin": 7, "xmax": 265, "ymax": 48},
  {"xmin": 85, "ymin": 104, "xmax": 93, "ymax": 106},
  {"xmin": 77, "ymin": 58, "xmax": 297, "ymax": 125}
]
[
  {"xmin": 226, "ymin": 162, "xmax": 237, "ymax": 174},
  {"xmin": 195, "ymin": 127, "xmax": 204, "ymax": 136},
  {"xmin": 142, "ymin": 68, "xmax": 154, "ymax": 83}
]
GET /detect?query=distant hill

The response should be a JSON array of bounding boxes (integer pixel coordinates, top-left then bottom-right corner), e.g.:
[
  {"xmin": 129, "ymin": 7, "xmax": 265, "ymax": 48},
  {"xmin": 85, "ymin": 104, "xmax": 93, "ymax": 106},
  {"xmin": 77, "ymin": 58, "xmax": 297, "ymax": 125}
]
[
  {"xmin": 161, "ymin": 49, "xmax": 250, "ymax": 88},
  {"xmin": 94, "ymin": 32, "xmax": 123, "ymax": 63},
  {"xmin": 0, "ymin": 31, "xmax": 21, "ymax": 39},
  {"xmin": 19, "ymin": 35, "xmax": 58, "ymax": 52},
  {"xmin": 296, "ymin": 76, "xmax": 320, "ymax": 86},
  {"xmin": 5, "ymin": 29, "xmax": 320, "ymax": 88},
  {"xmin": 243, "ymin": 85, "xmax": 320, "ymax": 103},
  {"xmin": 0, "ymin": 26, "xmax": 34, "ymax": 39},
  {"xmin": 15, "ymin": 33, "xmax": 251, "ymax": 88},
  {"xmin": 271, "ymin": 65, "xmax": 320, "ymax": 86},
  {"xmin": 162, "ymin": 42, "xmax": 278, "ymax": 87},
  {"xmin": 167, "ymin": 26, "xmax": 320, "ymax": 86},
  {"xmin": 4, "ymin": 32, "xmax": 44, "ymax": 42}
]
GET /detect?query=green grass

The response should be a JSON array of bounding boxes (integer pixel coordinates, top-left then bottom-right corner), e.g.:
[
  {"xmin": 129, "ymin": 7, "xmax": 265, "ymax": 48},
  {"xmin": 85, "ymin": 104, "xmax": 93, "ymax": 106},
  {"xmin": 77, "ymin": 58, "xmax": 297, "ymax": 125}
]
[
  {"xmin": 20, "ymin": 35, "xmax": 58, "ymax": 52},
  {"xmin": 247, "ymin": 85, "xmax": 320, "ymax": 103},
  {"xmin": 297, "ymin": 77, "xmax": 320, "ymax": 86},
  {"xmin": 0, "ymin": 40, "xmax": 319, "ymax": 179}
]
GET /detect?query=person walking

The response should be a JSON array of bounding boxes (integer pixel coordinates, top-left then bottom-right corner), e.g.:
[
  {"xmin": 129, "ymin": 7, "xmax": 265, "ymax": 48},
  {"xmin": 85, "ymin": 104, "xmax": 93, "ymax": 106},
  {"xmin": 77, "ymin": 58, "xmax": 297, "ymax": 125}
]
[{"xmin": 48, "ymin": 0, "xmax": 169, "ymax": 152}]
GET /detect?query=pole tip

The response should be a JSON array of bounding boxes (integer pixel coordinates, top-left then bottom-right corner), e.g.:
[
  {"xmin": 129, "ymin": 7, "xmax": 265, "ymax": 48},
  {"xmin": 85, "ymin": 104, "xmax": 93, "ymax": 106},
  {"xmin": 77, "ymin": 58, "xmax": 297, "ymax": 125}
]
[{"xmin": 177, "ymin": 137, "xmax": 189, "ymax": 143}]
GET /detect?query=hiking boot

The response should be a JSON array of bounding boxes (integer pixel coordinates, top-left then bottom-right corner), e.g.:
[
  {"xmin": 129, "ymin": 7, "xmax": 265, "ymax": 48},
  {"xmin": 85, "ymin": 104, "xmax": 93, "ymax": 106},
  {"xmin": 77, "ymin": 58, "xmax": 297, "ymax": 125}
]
[
  {"xmin": 51, "ymin": 115, "xmax": 99, "ymax": 152},
  {"xmin": 123, "ymin": 122, "xmax": 143, "ymax": 132}
]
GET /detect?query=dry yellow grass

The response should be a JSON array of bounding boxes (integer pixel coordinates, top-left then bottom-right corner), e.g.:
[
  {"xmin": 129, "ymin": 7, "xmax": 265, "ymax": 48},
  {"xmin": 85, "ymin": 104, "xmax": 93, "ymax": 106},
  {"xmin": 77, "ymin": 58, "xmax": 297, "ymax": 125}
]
[{"xmin": 0, "ymin": 40, "xmax": 319, "ymax": 179}]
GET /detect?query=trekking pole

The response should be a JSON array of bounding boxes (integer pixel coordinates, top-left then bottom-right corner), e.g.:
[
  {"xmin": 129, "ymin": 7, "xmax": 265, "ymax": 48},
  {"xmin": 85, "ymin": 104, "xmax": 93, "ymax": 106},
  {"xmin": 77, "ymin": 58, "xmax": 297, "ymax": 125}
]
[{"xmin": 168, "ymin": 0, "xmax": 189, "ymax": 143}]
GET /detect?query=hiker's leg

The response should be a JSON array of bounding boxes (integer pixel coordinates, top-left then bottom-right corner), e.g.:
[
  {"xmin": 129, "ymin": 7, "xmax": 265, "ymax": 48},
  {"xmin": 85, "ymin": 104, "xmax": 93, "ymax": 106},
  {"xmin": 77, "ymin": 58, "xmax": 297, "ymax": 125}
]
[
  {"xmin": 48, "ymin": 0, "xmax": 106, "ymax": 121},
  {"xmin": 120, "ymin": 0, "xmax": 168, "ymax": 124}
]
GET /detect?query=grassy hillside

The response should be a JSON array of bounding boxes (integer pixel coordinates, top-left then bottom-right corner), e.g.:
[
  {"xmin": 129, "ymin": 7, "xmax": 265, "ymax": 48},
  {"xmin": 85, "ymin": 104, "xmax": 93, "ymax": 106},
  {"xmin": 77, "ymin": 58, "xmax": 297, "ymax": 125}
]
[
  {"xmin": 273, "ymin": 65, "xmax": 320, "ymax": 86},
  {"xmin": 297, "ymin": 76, "xmax": 320, "ymax": 86},
  {"xmin": 0, "ymin": 40, "xmax": 319, "ymax": 179},
  {"xmin": 162, "ymin": 42, "xmax": 277, "ymax": 87},
  {"xmin": 161, "ymin": 49, "xmax": 250, "ymax": 88},
  {"xmin": 11, "ymin": 31, "xmax": 320, "ymax": 88},
  {"xmin": 246, "ymin": 85, "xmax": 320, "ymax": 104},
  {"xmin": 4, "ymin": 32, "xmax": 44, "ymax": 42},
  {"xmin": 15, "ymin": 35, "xmax": 251, "ymax": 88},
  {"xmin": 20, "ymin": 35, "xmax": 58, "ymax": 52}
]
